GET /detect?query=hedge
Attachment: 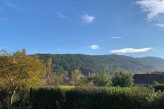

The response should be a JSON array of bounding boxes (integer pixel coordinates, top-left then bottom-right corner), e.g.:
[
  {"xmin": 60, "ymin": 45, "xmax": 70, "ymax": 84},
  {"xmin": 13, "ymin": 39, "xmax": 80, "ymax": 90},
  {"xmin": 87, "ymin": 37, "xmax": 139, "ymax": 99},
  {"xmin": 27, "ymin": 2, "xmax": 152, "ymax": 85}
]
[
  {"xmin": 0, "ymin": 90, "xmax": 8, "ymax": 108},
  {"xmin": 30, "ymin": 87, "xmax": 164, "ymax": 109},
  {"xmin": 30, "ymin": 88, "xmax": 65, "ymax": 109},
  {"xmin": 153, "ymin": 83, "xmax": 164, "ymax": 92}
]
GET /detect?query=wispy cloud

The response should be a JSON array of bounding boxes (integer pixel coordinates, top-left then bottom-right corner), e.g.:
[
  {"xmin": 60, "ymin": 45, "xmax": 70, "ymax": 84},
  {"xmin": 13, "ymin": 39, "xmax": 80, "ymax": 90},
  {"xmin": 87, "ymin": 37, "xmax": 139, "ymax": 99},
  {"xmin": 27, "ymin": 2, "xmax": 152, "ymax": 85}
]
[
  {"xmin": 111, "ymin": 47, "xmax": 152, "ymax": 53},
  {"xmin": 90, "ymin": 45, "xmax": 99, "ymax": 50},
  {"xmin": 81, "ymin": 14, "xmax": 95, "ymax": 24},
  {"xmin": 151, "ymin": 48, "xmax": 160, "ymax": 52},
  {"xmin": 156, "ymin": 23, "xmax": 164, "ymax": 28},
  {"xmin": 56, "ymin": 48, "xmax": 63, "ymax": 52},
  {"xmin": 56, "ymin": 12, "xmax": 67, "ymax": 19},
  {"xmin": 137, "ymin": 0, "xmax": 164, "ymax": 27},
  {"xmin": 4, "ymin": 1, "xmax": 25, "ymax": 13},
  {"xmin": 111, "ymin": 37, "xmax": 123, "ymax": 39},
  {"xmin": 5, "ymin": 1, "xmax": 16, "ymax": 8},
  {"xmin": 56, "ymin": 12, "xmax": 71, "ymax": 21}
]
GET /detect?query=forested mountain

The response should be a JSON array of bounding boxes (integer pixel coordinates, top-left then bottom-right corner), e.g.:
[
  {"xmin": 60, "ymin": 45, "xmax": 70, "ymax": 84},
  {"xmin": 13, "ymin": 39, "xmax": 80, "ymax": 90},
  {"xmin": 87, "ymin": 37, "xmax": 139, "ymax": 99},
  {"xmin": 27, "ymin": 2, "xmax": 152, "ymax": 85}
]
[{"xmin": 36, "ymin": 54, "xmax": 164, "ymax": 75}]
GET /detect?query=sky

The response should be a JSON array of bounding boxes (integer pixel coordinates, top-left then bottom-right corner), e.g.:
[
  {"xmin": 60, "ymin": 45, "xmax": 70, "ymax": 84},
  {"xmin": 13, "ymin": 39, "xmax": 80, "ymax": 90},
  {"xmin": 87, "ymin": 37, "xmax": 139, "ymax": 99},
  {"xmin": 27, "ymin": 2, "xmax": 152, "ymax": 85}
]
[{"xmin": 0, "ymin": 0, "xmax": 164, "ymax": 58}]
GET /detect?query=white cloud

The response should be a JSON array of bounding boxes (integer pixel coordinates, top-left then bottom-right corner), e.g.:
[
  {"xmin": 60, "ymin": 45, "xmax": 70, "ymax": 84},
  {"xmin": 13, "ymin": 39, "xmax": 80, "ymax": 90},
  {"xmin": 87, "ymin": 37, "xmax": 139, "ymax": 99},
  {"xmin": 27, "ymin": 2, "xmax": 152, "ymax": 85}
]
[
  {"xmin": 137, "ymin": 0, "xmax": 164, "ymax": 27},
  {"xmin": 4, "ymin": 1, "xmax": 25, "ymax": 13},
  {"xmin": 81, "ymin": 14, "xmax": 95, "ymax": 24},
  {"xmin": 56, "ymin": 12, "xmax": 66, "ymax": 19},
  {"xmin": 5, "ymin": 1, "xmax": 16, "ymax": 8},
  {"xmin": 111, "ymin": 47, "xmax": 152, "ymax": 53},
  {"xmin": 90, "ymin": 45, "xmax": 99, "ymax": 50},
  {"xmin": 156, "ymin": 23, "xmax": 164, "ymax": 27},
  {"xmin": 56, "ymin": 49, "xmax": 62, "ymax": 51},
  {"xmin": 111, "ymin": 37, "xmax": 123, "ymax": 39},
  {"xmin": 56, "ymin": 12, "xmax": 71, "ymax": 21},
  {"xmin": 152, "ymin": 48, "xmax": 160, "ymax": 52}
]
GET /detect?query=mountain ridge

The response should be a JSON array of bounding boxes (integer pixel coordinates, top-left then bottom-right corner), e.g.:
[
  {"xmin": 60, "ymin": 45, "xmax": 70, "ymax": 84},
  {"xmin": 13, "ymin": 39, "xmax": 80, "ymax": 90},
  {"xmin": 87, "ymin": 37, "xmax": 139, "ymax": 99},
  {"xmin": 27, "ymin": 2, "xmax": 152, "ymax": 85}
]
[{"xmin": 35, "ymin": 54, "xmax": 164, "ymax": 75}]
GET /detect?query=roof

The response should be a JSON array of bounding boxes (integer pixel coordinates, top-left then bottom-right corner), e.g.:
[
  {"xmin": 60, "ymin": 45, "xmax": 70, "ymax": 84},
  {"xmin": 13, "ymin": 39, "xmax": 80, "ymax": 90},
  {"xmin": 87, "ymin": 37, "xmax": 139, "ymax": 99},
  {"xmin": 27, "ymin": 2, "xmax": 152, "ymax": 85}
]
[{"xmin": 133, "ymin": 74, "xmax": 164, "ymax": 84}]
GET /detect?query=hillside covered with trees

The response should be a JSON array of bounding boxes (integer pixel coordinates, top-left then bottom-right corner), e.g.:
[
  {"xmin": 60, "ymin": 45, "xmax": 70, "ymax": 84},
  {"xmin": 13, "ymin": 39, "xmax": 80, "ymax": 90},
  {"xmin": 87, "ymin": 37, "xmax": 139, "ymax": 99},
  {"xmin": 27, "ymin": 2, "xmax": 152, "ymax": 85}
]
[{"xmin": 36, "ymin": 54, "xmax": 164, "ymax": 75}]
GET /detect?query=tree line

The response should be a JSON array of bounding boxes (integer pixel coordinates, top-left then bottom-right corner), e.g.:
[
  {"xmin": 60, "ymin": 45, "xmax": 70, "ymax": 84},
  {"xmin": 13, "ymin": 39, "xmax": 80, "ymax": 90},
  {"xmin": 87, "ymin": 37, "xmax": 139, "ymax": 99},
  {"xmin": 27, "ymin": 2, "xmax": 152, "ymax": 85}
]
[{"xmin": 36, "ymin": 53, "xmax": 164, "ymax": 75}]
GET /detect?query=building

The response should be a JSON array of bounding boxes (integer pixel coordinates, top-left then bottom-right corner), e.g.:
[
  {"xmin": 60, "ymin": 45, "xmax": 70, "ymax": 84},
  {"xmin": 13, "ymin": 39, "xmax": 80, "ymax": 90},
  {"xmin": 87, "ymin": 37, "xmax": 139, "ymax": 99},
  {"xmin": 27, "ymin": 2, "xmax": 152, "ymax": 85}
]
[{"xmin": 133, "ymin": 74, "xmax": 164, "ymax": 87}]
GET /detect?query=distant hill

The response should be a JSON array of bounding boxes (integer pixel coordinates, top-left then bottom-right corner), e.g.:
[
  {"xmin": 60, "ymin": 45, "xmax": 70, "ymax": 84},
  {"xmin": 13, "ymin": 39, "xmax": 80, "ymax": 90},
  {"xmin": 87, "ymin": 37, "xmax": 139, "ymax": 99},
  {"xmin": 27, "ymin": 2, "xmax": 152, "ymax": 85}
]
[{"xmin": 36, "ymin": 54, "xmax": 164, "ymax": 75}]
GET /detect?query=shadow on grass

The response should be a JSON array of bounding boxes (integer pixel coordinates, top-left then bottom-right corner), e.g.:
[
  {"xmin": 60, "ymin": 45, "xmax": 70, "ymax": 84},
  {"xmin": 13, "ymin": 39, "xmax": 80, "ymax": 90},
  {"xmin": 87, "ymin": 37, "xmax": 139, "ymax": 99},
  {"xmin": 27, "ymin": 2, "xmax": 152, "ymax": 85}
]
[{"xmin": 0, "ymin": 107, "xmax": 32, "ymax": 109}]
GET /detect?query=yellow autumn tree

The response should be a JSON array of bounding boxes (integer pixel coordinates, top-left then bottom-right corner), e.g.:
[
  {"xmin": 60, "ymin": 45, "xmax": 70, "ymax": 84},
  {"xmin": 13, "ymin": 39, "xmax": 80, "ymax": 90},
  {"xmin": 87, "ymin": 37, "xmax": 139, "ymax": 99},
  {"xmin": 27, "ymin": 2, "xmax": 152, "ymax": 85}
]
[{"xmin": 0, "ymin": 49, "xmax": 46, "ymax": 108}]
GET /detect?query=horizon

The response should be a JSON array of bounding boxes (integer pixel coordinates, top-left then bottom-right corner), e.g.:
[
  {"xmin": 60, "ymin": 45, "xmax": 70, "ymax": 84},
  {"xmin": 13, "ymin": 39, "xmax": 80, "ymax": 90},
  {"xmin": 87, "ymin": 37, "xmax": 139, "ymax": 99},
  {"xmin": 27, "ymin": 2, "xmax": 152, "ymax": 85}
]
[
  {"xmin": 33, "ymin": 52, "xmax": 164, "ymax": 59},
  {"xmin": 0, "ymin": 0, "xmax": 164, "ymax": 58}
]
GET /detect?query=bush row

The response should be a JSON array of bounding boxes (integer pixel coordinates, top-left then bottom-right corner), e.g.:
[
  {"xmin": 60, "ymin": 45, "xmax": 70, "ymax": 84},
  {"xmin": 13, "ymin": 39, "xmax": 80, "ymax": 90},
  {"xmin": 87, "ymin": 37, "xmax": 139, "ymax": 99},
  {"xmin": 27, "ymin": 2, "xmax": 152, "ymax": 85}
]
[
  {"xmin": 30, "ymin": 87, "xmax": 164, "ymax": 109},
  {"xmin": 153, "ymin": 83, "xmax": 164, "ymax": 92},
  {"xmin": 0, "ymin": 90, "xmax": 8, "ymax": 108}
]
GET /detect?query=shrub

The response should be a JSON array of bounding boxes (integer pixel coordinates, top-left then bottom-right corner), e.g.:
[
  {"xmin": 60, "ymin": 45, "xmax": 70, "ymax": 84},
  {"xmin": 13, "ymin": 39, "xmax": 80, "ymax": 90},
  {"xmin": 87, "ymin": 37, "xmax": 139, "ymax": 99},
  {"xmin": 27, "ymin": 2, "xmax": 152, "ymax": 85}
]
[
  {"xmin": 30, "ymin": 88, "xmax": 66, "ymax": 109},
  {"xmin": 30, "ymin": 86, "xmax": 164, "ymax": 109},
  {"xmin": 153, "ymin": 82, "xmax": 164, "ymax": 92}
]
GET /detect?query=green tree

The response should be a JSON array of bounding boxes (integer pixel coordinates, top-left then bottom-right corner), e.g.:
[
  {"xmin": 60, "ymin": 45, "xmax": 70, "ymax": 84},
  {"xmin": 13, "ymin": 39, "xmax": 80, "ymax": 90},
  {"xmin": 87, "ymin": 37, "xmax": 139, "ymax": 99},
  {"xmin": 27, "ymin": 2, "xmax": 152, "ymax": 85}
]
[
  {"xmin": 76, "ymin": 77, "xmax": 88, "ymax": 86},
  {"xmin": 93, "ymin": 72, "xmax": 112, "ymax": 86},
  {"xmin": 112, "ymin": 71, "xmax": 133, "ymax": 87},
  {"xmin": 0, "ymin": 49, "xmax": 46, "ymax": 108},
  {"xmin": 71, "ymin": 69, "xmax": 81, "ymax": 81},
  {"xmin": 69, "ymin": 69, "xmax": 81, "ymax": 85},
  {"xmin": 54, "ymin": 74, "xmax": 64, "ymax": 86}
]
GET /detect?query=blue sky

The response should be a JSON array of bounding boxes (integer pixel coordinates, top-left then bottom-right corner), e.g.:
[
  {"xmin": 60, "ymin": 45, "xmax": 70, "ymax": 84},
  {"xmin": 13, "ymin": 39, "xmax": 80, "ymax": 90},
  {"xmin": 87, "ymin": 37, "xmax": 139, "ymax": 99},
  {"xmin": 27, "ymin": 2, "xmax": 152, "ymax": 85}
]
[{"xmin": 0, "ymin": 0, "xmax": 164, "ymax": 58}]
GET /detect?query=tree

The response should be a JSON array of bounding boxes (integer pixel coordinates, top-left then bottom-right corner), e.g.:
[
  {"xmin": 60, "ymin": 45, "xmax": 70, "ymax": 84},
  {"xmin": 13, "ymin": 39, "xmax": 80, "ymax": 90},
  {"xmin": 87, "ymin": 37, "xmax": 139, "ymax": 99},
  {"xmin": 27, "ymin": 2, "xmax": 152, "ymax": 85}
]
[
  {"xmin": 54, "ymin": 74, "xmax": 64, "ymax": 86},
  {"xmin": 93, "ymin": 72, "xmax": 112, "ymax": 86},
  {"xmin": 112, "ymin": 70, "xmax": 133, "ymax": 87},
  {"xmin": 70, "ymin": 69, "xmax": 81, "ymax": 85},
  {"xmin": 76, "ymin": 77, "xmax": 88, "ymax": 86},
  {"xmin": 0, "ymin": 49, "xmax": 46, "ymax": 108},
  {"xmin": 46, "ymin": 58, "xmax": 54, "ymax": 85},
  {"xmin": 71, "ymin": 69, "xmax": 81, "ymax": 81}
]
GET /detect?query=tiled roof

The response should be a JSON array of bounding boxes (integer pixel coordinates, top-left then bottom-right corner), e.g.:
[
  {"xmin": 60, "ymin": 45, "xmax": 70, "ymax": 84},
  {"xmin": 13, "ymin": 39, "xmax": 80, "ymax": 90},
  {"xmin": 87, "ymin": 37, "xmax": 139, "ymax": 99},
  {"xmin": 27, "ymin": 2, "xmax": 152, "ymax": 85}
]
[{"xmin": 133, "ymin": 74, "xmax": 164, "ymax": 84}]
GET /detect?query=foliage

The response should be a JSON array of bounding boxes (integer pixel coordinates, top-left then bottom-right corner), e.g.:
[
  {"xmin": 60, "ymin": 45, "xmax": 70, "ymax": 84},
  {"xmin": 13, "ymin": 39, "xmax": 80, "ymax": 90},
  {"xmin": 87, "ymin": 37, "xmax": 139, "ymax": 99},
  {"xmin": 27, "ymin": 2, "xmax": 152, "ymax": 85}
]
[
  {"xmin": 152, "ymin": 82, "xmax": 164, "ymax": 92},
  {"xmin": 31, "ymin": 86, "xmax": 164, "ymax": 109},
  {"xmin": 53, "ymin": 74, "xmax": 64, "ymax": 86},
  {"xmin": 69, "ymin": 69, "xmax": 81, "ymax": 85},
  {"xmin": 93, "ymin": 72, "xmax": 112, "ymax": 86},
  {"xmin": 112, "ymin": 70, "xmax": 133, "ymax": 87},
  {"xmin": 0, "ymin": 49, "xmax": 46, "ymax": 108},
  {"xmin": 0, "ymin": 89, "xmax": 8, "ymax": 108},
  {"xmin": 30, "ymin": 88, "xmax": 65, "ymax": 109},
  {"xmin": 46, "ymin": 58, "xmax": 54, "ymax": 85},
  {"xmin": 56, "ymin": 86, "xmax": 75, "ymax": 90},
  {"xmin": 76, "ymin": 77, "xmax": 88, "ymax": 86},
  {"xmin": 70, "ymin": 69, "xmax": 81, "ymax": 82},
  {"xmin": 36, "ymin": 54, "xmax": 164, "ymax": 75}
]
